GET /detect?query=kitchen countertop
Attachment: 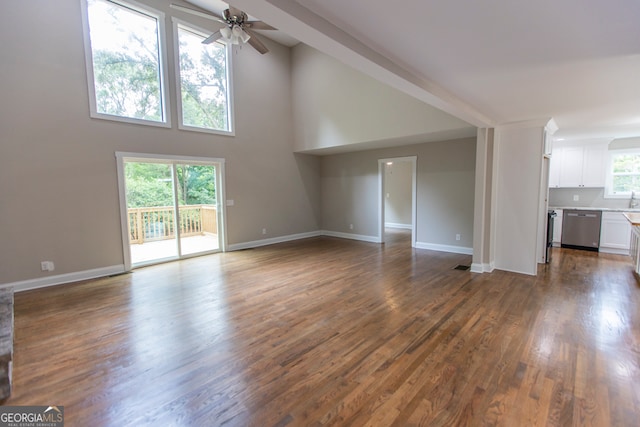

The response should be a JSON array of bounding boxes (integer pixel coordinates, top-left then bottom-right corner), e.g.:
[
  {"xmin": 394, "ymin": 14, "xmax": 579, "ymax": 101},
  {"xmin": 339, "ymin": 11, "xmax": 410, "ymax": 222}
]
[{"xmin": 623, "ymin": 212, "xmax": 640, "ymax": 226}]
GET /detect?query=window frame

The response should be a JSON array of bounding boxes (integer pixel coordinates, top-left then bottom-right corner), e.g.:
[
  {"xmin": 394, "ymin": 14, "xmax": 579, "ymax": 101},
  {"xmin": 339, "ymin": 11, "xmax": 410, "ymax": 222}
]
[
  {"xmin": 605, "ymin": 148, "xmax": 640, "ymax": 198},
  {"xmin": 80, "ymin": 0, "xmax": 172, "ymax": 128},
  {"xmin": 172, "ymin": 18, "xmax": 235, "ymax": 136}
]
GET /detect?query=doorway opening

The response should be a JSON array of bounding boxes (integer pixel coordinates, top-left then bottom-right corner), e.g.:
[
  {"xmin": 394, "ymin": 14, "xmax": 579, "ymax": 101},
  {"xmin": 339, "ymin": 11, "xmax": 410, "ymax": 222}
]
[
  {"xmin": 116, "ymin": 153, "xmax": 226, "ymax": 270},
  {"xmin": 378, "ymin": 156, "xmax": 417, "ymax": 247}
]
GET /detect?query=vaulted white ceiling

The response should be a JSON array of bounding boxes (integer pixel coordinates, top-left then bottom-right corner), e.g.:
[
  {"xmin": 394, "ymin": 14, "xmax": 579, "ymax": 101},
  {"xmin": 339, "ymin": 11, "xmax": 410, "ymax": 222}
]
[{"xmin": 185, "ymin": 0, "xmax": 640, "ymax": 142}]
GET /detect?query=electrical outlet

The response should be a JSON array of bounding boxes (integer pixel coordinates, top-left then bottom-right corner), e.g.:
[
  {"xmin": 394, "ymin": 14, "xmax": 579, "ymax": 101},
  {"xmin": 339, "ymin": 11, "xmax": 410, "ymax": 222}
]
[
  {"xmin": 456, "ymin": 234, "xmax": 461, "ymax": 241},
  {"xmin": 573, "ymin": 195, "xmax": 579, "ymax": 201},
  {"xmin": 40, "ymin": 261, "xmax": 54, "ymax": 271},
  {"xmin": 349, "ymin": 224, "xmax": 354, "ymax": 230},
  {"xmin": 262, "ymin": 228, "xmax": 267, "ymax": 235}
]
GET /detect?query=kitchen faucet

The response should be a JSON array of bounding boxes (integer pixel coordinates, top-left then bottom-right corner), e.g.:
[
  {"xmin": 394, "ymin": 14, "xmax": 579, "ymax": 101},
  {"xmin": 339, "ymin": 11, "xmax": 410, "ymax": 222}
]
[{"xmin": 631, "ymin": 191, "xmax": 639, "ymax": 208}]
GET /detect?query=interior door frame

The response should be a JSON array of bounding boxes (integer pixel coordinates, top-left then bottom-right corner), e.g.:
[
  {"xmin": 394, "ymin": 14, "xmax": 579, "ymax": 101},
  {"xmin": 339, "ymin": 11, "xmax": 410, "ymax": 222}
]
[
  {"xmin": 378, "ymin": 156, "xmax": 417, "ymax": 247},
  {"xmin": 115, "ymin": 152, "xmax": 227, "ymax": 271},
  {"xmin": 538, "ymin": 154, "xmax": 551, "ymax": 264}
]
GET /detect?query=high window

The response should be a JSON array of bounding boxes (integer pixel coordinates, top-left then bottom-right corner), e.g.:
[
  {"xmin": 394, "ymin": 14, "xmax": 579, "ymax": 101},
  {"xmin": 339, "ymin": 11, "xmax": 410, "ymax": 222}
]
[
  {"xmin": 82, "ymin": 0, "xmax": 170, "ymax": 126},
  {"xmin": 175, "ymin": 23, "xmax": 232, "ymax": 134},
  {"xmin": 606, "ymin": 149, "xmax": 640, "ymax": 196}
]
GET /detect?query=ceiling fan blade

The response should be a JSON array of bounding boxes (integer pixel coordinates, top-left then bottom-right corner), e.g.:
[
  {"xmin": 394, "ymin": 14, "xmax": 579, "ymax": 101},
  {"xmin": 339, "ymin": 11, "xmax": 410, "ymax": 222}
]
[
  {"xmin": 244, "ymin": 29, "xmax": 269, "ymax": 54},
  {"xmin": 246, "ymin": 21, "xmax": 276, "ymax": 31},
  {"xmin": 170, "ymin": 3, "xmax": 226, "ymax": 24},
  {"xmin": 202, "ymin": 30, "xmax": 222, "ymax": 44}
]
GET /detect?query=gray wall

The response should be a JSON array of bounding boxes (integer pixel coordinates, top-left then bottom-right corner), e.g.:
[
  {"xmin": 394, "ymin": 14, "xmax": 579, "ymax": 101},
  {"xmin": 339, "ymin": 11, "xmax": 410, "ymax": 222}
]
[
  {"xmin": 0, "ymin": 0, "xmax": 480, "ymax": 286},
  {"xmin": 321, "ymin": 138, "xmax": 476, "ymax": 248},
  {"xmin": 291, "ymin": 44, "xmax": 475, "ymax": 153},
  {"xmin": 0, "ymin": 0, "xmax": 320, "ymax": 284},
  {"xmin": 384, "ymin": 161, "xmax": 413, "ymax": 226}
]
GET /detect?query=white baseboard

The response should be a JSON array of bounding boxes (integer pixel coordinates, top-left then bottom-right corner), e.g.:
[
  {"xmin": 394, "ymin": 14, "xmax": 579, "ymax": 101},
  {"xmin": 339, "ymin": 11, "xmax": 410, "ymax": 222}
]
[
  {"xmin": 228, "ymin": 231, "xmax": 323, "ymax": 251},
  {"xmin": 470, "ymin": 262, "xmax": 493, "ymax": 273},
  {"xmin": 385, "ymin": 222, "xmax": 412, "ymax": 230},
  {"xmin": 321, "ymin": 230, "xmax": 382, "ymax": 243},
  {"xmin": 0, "ymin": 231, "xmax": 361, "ymax": 293},
  {"xmin": 1, "ymin": 264, "xmax": 126, "ymax": 293},
  {"xmin": 415, "ymin": 242, "xmax": 473, "ymax": 255},
  {"xmin": 2, "ymin": 232, "xmax": 476, "ymax": 292},
  {"xmin": 494, "ymin": 264, "xmax": 537, "ymax": 276},
  {"xmin": 599, "ymin": 247, "xmax": 630, "ymax": 255},
  {"xmin": 554, "ymin": 243, "xmax": 628, "ymax": 255}
]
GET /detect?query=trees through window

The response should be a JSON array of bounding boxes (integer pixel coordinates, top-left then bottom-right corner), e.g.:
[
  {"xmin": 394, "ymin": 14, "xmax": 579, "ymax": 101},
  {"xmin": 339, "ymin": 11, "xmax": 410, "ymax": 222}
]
[
  {"xmin": 82, "ymin": 0, "xmax": 233, "ymax": 133},
  {"xmin": 85, "ymin": 0, "xmax": 167, "ymax": 124},
  {"xmin": 177, "ymin": 25, "xmax": 231, "ymax": 133},
  {"xmin": 608, "ymin": 150, "xmax": 640, "ymax": 196}
]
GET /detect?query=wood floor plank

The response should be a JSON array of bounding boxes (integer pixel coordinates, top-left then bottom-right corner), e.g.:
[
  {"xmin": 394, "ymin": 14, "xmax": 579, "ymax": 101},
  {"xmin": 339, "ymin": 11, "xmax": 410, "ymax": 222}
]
[{"xmin": 4, "ymin": 229, "xmax": 640, "ymax": 426}]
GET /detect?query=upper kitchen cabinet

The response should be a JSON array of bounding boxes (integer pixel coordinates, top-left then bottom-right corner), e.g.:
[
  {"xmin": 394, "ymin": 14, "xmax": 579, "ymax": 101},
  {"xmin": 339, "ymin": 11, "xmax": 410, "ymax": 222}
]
[
  {"xmin": 549, "ymin": 146, "xmax": 562, "ymax": 187},
  {"xmin": 549, "ymin": 141, "xmax": 608, "ymax": 188},
  {"xmin": 581, "ymin": 144, "xmax": 607, "ymax": 187}
]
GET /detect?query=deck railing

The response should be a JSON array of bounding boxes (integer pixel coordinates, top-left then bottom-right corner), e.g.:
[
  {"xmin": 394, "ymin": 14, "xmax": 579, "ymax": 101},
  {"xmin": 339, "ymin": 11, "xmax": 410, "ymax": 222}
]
[{"xmin": 128, "ymin": 205, "xmax": 217, "ymax": 244}]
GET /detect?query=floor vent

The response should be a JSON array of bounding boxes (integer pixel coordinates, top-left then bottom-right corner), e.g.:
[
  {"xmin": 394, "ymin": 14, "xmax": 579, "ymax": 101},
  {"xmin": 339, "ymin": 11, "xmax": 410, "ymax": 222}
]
[{"xmin": 452, "ymin": 265, "xmax": 470, "ymax": 271}]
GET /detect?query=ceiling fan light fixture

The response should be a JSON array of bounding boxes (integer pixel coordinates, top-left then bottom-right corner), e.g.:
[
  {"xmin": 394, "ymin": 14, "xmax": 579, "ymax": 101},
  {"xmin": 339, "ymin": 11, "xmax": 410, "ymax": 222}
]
[
  {"xmin": 232, "ymin": 25, "xmax": 251, "ymax": 43},
  {"xmin": 220, "ymin": 25, "xmax": 251, "ymax": 45},
  {"xmin": 219, "ymin": 26, "xmax": 232, "ymax": 40},
  {"xmin": 239, "ymin": 29, "xmax": 251, "ymax": 43},
  {"xmin": 171, "ymin": 4, "xmax": 269, "ymax": 54}
]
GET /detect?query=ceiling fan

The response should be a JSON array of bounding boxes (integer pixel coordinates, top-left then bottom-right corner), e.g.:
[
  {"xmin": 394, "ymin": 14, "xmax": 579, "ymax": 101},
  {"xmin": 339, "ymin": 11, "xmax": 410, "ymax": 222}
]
[{"xmin": 170, "ymin": 2, "xmax": 276, "ymax": 54}]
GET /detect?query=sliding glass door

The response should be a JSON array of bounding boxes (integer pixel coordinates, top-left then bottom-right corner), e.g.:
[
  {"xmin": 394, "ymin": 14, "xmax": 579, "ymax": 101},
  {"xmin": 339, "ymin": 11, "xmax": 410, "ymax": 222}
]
[
  {"xmin": 125, "ymin": 161, "xmax": 179, "ymax": 264},
  {"xmin": 175, "ymin": 164, "xmax": 219, "ymax": 256},
  {"xmin": 117, "ymin": 154, "xmax": 225, "ymax": 268}
]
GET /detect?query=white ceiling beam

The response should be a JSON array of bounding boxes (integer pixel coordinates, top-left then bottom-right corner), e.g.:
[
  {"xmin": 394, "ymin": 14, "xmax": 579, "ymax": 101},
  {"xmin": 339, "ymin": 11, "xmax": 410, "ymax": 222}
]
[{"xmin": 230, "ymin": 0, "xmax": 495, "ymax": 128}]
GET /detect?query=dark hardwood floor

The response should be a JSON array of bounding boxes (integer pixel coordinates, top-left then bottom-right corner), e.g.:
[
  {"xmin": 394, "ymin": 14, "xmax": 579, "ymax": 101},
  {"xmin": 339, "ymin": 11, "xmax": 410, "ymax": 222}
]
[{"xmin": 5, "ymin": 229, "xmax": 640, "ymax": 426}]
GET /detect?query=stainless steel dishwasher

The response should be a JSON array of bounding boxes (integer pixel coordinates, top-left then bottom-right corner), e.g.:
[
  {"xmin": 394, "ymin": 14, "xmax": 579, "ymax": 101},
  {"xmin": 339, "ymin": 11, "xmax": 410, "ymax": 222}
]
[{"xmin": 561, "ymin": 209, "xmax": 602, "ymax": 251}]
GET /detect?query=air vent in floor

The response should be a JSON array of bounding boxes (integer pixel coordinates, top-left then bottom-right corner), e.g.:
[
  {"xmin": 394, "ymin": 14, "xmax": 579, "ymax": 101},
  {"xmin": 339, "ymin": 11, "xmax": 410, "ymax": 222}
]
[{"xmin": 452, "ymin": 265, "xmax": 470, "ymax": 271}]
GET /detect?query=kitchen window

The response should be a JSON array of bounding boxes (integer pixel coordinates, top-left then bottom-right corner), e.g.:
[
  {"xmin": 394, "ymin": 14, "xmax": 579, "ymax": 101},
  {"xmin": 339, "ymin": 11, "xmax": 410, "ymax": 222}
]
[
  {"xmin": 605, "ymin": 149, "xmax": 640, "ymax": 197},
  {"xmin": 81, "ymin": 0, "xmax": 170, "ymax": 127}
]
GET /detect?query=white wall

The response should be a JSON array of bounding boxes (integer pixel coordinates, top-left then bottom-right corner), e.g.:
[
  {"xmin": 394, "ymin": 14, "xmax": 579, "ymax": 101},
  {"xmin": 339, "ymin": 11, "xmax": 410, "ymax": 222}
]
[
  {"xmin": 0, "ymin": 0, "xmax": 320, "ymax": 285},
  {"xmin": 492, "ymin": 123, "xmax": 546, "ymax": 275},
  {"xmin": 321, "ymin": 138, "xmax": 476, "ymax": 251},
  {"xmin": 471, "ymin": 128, "xmax": 494, "ymax": 273},
  {"xmin": 291, "ymin": 44, "xmax": 476, "ymax": 154}
]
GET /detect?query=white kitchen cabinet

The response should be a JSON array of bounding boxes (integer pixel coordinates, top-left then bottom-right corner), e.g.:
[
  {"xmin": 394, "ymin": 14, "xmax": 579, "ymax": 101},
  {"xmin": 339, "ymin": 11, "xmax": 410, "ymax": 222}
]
[
  {"xmin": 549, "ymin": 147, "xmax": 561, "ymax": 188},
  {"xmin": 558, "ymin": 146, "xmax": 584, "ymax": 187},
  {"xmin": 552, "ymin": 209, "xmax": 563, "ymax": 246},
  {"xmin": 553, "ymin": 142, "xmax": 607, "ymax": 188},
  {"xmin": 582, "ymin": 144, "xmax": 607, "ymax": 187},
  {"xmin": 600, "ymin": 212, "xmax": 631, "ymax": 255}
]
